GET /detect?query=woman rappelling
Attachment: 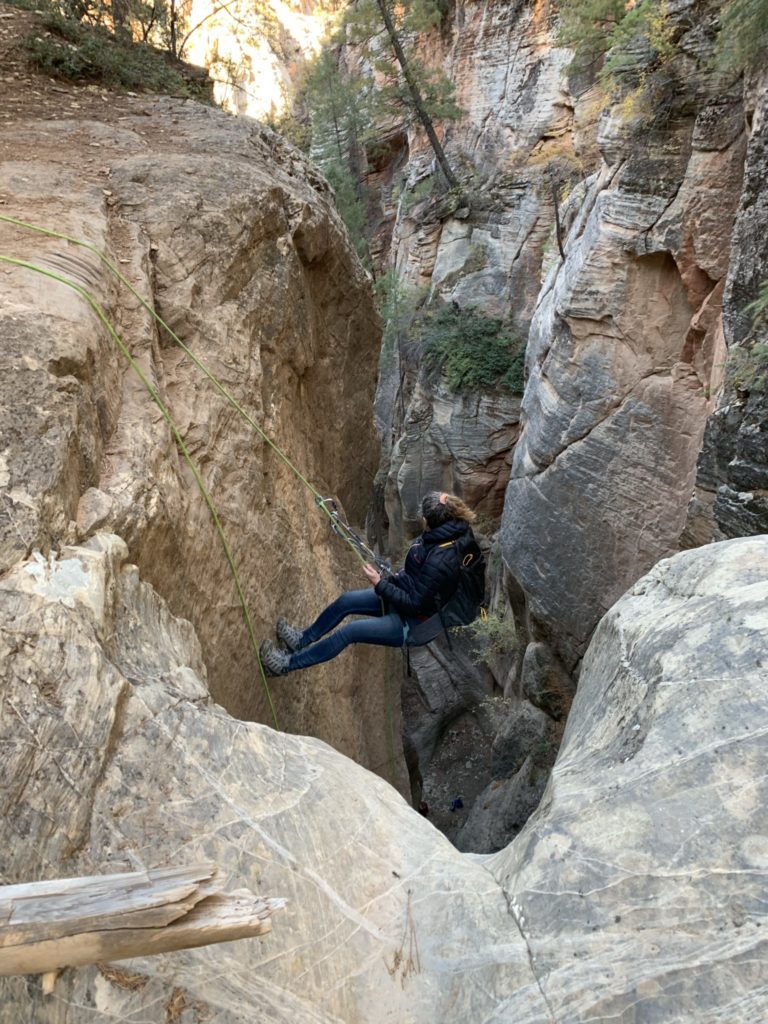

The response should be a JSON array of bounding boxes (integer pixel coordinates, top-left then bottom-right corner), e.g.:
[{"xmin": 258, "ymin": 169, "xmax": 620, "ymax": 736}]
[{"xmin": 259, "ymin": 491, "xmax": 483, "ymax": 676}]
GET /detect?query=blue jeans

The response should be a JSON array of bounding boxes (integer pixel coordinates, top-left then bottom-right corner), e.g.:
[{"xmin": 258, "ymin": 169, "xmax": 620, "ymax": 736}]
[{"xmin": 288, "ymin": 589, "xmax": 408, "ymax": 672}]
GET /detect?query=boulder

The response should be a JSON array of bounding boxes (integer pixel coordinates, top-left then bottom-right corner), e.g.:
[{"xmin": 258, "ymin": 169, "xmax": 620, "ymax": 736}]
[
  {"xmin": 0, "ymin": 534, "xmax": 543, "ymax": 1023},
  {"xmin": 492, "ymin": 535, "xmax": 768, "ymax": 1021}
]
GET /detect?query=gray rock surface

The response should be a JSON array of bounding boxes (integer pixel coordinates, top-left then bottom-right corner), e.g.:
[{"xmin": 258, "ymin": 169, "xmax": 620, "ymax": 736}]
[
  {"xmin": 381, "ymin": 381, "xmax": 521, "ymax": 552},
  {"xmin": 402, "ymin": 627, "xmax": 558, "ymax": 854},
  {"xmin": 0, "ymin": 534, "xmax": 543, "ymax": 1022},
  {"xmin": 502, "ymin": 17, "xmax": 750, "ymax": 668},
  {"xmin": 369, "ymin": 0, "xmax": 578, "ymax": 550},
  {"xmin": 692, "ymin": 73, "xmax": 768, "ymax": 540},
  {"xmin": 521, "ymin": 642, "xmax": 576, "ymax": 721},
  {"xmin": 491, "ymin": 535, "xmax": 768, "ymax": 1022},
  {"xmin": 456, "ymin": 754, "xmax": 550, "ymax": 854},
  {"xmin": 2, "ymin": 529, "xmax": 766, "ymax": 1022}
]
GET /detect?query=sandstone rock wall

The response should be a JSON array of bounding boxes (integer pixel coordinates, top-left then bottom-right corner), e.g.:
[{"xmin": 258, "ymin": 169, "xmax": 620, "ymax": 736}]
[
  {"xmin": 501, "ymin": 10, "xmax": 755, "ymax": 669},
  {"xmin": 370, "ymin": 0, "xmax": 580, "ymax": 547},
  {"xmin": 689, "ymin": 72, "xmax": 768, "ymax": 541},
  {"xmin": 371, "ymin": 0, "xmax": 765, "ymax": 681},
  {"xmin": 0, "ymin": 97, "xmax": 405, "ymax": 785},
  {"xmin": 184, "ymin": 0, "xmax": 331, "ymax": 120}
]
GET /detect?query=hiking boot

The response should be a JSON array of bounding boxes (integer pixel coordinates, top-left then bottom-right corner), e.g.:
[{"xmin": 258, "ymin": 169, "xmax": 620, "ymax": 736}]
[
  {"xmin": 259, "ymin": 639, "xmax": 291, "ymax": 677},
  {"xmin": 276, "ymin": 616, "xmax": 304, "ymax": 653}
]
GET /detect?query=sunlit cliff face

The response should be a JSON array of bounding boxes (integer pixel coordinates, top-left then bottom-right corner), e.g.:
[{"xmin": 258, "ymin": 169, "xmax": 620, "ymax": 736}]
[{"xmin": 184, "ymin": 0, "xmax": 337, "ymax": 120}]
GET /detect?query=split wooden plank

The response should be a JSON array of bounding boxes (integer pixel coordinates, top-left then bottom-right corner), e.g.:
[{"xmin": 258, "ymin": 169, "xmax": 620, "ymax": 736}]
[{"xmin": 0, "ymin": 863, "xmax": 283, "ymax": 978}]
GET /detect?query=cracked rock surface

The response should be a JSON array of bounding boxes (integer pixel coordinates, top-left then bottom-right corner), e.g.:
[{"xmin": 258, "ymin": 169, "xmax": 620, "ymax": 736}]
[
  {"xmin": 0, "ymin": 535, "xmax": 544, "ymax": 1023},
  {"xmin": 1, "ymin": 532, "xmax": 766, "ymax": 1021},
  {"xmin": 0, "ymin": 95, "xmax": 404, "ymax": 783},
  {"xmin": 491, "ymin": 535, "xmax": 768, "ymax": 1022}
]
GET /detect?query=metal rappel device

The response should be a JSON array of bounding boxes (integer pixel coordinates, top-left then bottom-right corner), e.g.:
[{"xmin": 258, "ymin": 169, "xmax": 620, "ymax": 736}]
[{"xmin": 315, "ymin": 497, "xmax": 392, "ymax": 577}]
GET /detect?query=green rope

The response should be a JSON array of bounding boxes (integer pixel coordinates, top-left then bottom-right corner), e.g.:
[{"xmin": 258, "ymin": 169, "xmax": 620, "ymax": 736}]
[
  {"xmin": 0, "ymin": 213, "xmax": 369, "ymax": 568},
  {"xmin": 0, "ymin": 253, "xmax": 280, "ymax": 730}
]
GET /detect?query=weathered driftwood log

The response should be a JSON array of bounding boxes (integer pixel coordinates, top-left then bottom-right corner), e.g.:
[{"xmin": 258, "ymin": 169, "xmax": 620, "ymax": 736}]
[{"xmin": 0, "ymin": 862, "xmax": 282, "ymax": 979}]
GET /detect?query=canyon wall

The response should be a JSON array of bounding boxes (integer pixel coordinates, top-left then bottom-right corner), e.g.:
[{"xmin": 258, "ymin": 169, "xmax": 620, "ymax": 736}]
[
  {"xmin": 368, "ymin": 0, "xmax": 767, "ymax": 673},
  {"xmin": 502, "ymin": 12, "xmax": 756, "ymax": 670},
  {"xmin": 1, "ymin": 514, "xmax": 765, "ymax": 1022},
  {"xmin": 0, "ymin": 94, "xmax": 406, "ymax": 787},
  {"xmin": 363, "ymin": 0, "xmax": 767, "ymax": 845},
  {"xmin": 372, "ymin": 0, "xmax": 583, "ymax": 548},
  {"xmin": 690, "ymin": 76, "xmax": 768, "ymax": 542},
  {"xmin": 183, "ymin": 0, "xmax": 332, "ymax": 120}
]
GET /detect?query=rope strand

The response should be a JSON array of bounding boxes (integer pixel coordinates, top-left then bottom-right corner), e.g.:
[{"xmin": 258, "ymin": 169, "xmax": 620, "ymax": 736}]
[
  {"xmin": 0, "ymin": 252, "xmax": 280, "ymax": 730},
  {"xmin": 0, "ymin": 213, "xmax": 371, "ymax": 568}
]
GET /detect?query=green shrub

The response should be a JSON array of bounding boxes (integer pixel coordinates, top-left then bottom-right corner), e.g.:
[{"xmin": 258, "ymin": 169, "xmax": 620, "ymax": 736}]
[
  {"xmin": 558, "ymin": 0, "xmax": 768, "ymax": 87},
  {"xmin": 464, "ymin": 612, "xmax": 518, "ymax": 657},
  {"xmin": 417, "ymin": 304, "xmax": 526, "ymax": 394},
  {"xmin": 746, "ymin": 280, "xmax": 768, "ymax": 321},
  {"xmin": 730, "ymin": 343, "xmax": 768, "ymax": 390},
  {"xmin": 716, "ymin": 0, "xmax": 768, "ymax": 71},
  {"xmin": 23, "ymin": 12, "xmax": 209, "ymax": 97}
]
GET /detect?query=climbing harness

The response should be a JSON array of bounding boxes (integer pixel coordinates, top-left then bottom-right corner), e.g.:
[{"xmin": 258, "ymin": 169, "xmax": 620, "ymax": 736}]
[{"xmin": 0, "ymin": 213, "xmax": 392, "ymax": 736}]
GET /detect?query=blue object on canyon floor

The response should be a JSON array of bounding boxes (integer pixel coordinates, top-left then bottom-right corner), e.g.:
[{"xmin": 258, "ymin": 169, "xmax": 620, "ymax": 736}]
[{"xmin": 449, "ymin": 797, "xmax": 464, "ymax": 812}]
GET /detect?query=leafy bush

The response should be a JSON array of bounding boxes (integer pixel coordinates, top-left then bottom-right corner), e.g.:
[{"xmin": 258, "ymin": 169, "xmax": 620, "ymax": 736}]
[
  {"xmin": 418, "ymin": 304, "xmax": 526, "ymax": 394},
  {"xmin": 557, "ymin": 0, "xmax": 768, "ymax": 87},
  {"xmin": 729, "ymin": 343, "xmax": 768, "ymax": 390},
  {"xmin": 556, "ymin": 0, "xmax": 676, "ymax": 121},
  {"xmin": 23, "ymin": 12, "xmax": 207, "ymax": 95},
  {"xmin": 716, "ymin": 0, "xmax": 768, "ymax": 71},
  {"xmin": 465, "ymin": 612, "xmax": 518, "ymax": 657},
  {"xmin": 746, "ymin": 279, "xmax": 768, "ymax": 321}
]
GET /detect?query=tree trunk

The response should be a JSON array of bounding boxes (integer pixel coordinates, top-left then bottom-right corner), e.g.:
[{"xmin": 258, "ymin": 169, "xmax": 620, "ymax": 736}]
[
  {"xmin": 0, "ymin": 863, "xmax": 282, "ymax": 980},
  {"xmin": 374, "ymin": 0, "xmax": 461, "ymax": 193},
  {"xmin": 550, "ymin": 174, "xmax": 566, "ymax": 261}
]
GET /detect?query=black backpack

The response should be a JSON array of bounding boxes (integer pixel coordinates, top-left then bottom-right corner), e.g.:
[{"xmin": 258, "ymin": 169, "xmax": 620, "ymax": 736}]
[
  {"xmin": 438, "ymin": 530, "xmax": 487, "ymax": 628},
  {"xmin": 404, "ymin": 529, "xmax": 487, "ymax": 648}
]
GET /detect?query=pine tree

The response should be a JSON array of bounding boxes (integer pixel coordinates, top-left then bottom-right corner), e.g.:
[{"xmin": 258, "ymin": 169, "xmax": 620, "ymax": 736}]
[
  {"xmin": 344, "ymin": 0, "xmax": 462, "ymax": 192},
  {"xmin": 303, "ymin": 47, "xmax": 373, "ymax": 262}
]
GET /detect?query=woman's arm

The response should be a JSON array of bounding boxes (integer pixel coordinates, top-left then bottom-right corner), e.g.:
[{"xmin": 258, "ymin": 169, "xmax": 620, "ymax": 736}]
[{"xmin": 374, "ymin": 551, "xmax": 457, "ymax": 617}]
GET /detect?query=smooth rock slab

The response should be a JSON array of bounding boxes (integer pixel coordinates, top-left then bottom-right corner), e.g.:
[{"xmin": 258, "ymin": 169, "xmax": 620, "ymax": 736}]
[
  {"xmin": 491, "ymin": 535, "xmax": 768, "ymax": 1022},
  {"xmin": 0, "ymin": 535, "xmax": 545, "ymax": 1023}
]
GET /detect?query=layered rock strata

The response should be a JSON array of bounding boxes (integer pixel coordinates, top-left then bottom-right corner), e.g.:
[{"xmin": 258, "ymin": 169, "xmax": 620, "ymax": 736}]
[
  {"xmin": 371, "ymin": 0, "xmax": 579, "ymax": 546},
  {"xmin": 502, "ymin": 18, "xmax": 754, "ymax": 668},
  {"xmin": 0, "ymin": 97, "xmax": 402, "ymax": 781},
  {"xmin": 690, "ymin": 72, "xmax": 768, "ymax": 540}
]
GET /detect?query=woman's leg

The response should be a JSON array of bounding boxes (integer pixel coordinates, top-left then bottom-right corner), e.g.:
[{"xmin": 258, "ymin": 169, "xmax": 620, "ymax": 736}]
[
  {"xmin": 299, "ymin": 588, "xmax": 383, "ymax": 647},
  {"xmin": 289, "ymin": 612, "xmax": 405, "ymax": 672}
]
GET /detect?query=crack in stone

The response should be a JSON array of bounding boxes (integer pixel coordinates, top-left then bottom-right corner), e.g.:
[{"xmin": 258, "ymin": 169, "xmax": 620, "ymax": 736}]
[
  {"xmin": 517, "ymin": 363, "xmax": 673, "ymax": 481},
  {"xmin": 502, "ymin": 888, "xmax": 558, "ymax": 1023}
]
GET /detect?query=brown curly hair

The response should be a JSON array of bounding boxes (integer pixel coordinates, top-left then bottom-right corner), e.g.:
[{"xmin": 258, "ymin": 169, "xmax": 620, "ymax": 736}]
[{"xmin": 421, "ymin": 491, "xmax": 476, "ymax": 530}]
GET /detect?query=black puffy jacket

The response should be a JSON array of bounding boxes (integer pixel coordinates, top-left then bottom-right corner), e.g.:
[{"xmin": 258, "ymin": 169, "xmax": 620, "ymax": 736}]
[{"xmin": 374, "ymin": 518, "xmax": 470, "ymax": 619}]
